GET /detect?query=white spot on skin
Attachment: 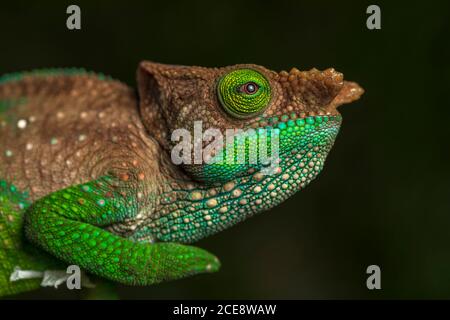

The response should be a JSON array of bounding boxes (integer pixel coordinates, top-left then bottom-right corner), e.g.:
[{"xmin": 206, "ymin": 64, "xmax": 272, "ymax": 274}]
[
  {"xmin": 78, "ymin": 134, "xmax": 86, "ymax": 142},
  {"xmin": 17, "ymin": 119, "xmax": 27, "ymax": 129},
  {"xmin": 26, "ymin": 143, "xmax": 33, "ymax": 151},
  {"xmin": 5, "ymin": 150, "xmax": 13, "ymax": 157}
]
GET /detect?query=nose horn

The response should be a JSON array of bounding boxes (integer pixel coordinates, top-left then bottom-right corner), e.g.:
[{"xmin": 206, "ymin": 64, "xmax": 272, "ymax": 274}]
[
  {"xmin": 328, "ymin": 81, "xmax": 364, "ymax": 111},
  {"xmin": 279, "ymin": 67, "xmax": 364, "ymax": 112}
]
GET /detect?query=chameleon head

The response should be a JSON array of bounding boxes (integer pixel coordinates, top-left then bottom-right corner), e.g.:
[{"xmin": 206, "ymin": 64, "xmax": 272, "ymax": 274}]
[{"xmin": 137, "ymin": 61, "xmax": 363, "ymax": 242}]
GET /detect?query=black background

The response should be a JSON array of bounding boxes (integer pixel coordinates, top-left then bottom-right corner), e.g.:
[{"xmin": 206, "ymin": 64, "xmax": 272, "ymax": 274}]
[{"xmin": 1, "ymin": 0, "xmax": 449, "ymax": 299}]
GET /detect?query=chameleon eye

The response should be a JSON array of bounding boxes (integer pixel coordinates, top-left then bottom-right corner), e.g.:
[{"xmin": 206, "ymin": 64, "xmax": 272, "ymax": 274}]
[{"xmin": 218, "ymin": 69, "xmax": 271, "ymax": 118}]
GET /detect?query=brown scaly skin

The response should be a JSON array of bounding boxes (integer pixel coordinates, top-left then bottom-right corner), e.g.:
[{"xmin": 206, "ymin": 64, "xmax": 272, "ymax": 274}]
[{"xmin": 0, "ymin": 61, "xmax": 363, "ymax": 296}]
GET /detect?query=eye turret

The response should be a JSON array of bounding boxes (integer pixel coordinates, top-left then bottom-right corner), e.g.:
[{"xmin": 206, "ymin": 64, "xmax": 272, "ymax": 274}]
[{"xmin": 217, "ymin": 69, "xmax": 271, "ymax": 119}]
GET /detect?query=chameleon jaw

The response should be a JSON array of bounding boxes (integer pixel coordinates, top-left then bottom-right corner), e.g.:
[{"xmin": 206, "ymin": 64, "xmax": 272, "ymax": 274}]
[{"xmin": 141, "ymin": 114, "xmax": 342, "ymax": 244}]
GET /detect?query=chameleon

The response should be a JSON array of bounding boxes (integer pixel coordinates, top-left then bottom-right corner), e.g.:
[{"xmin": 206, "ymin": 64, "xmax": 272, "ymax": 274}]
[{"xmin": 0, "ymin": 61, "xmax": 363, "ymax": 297}]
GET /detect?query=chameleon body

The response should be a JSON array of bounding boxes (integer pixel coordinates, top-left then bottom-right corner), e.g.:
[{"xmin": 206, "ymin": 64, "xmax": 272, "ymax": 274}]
[{"xmin": 0, "ymin": 62, "xmax": 363, "ymax": 296}]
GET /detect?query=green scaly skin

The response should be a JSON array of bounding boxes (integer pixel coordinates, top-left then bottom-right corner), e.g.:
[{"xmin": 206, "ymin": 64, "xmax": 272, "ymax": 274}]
[{"xmin": 0, "ymin": 62, "xmax": 363, "ymax": 297}]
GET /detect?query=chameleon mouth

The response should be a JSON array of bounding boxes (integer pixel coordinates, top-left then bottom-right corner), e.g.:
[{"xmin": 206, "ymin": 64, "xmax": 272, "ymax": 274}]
[{"xmin": 250, "ymin": 111, "xmax": 340, "ymax": 129}]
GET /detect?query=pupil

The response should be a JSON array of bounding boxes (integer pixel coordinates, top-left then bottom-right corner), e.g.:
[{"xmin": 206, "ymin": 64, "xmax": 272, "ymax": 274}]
[{"xmin": 244, "ymin": 82, "xmax": 257, "ymax": 94}]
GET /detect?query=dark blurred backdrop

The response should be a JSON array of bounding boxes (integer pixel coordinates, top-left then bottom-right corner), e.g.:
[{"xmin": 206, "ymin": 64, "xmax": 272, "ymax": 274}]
[{"xmin": 1, "ymin": 0, "xmax": 449, "ymax": 299}]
